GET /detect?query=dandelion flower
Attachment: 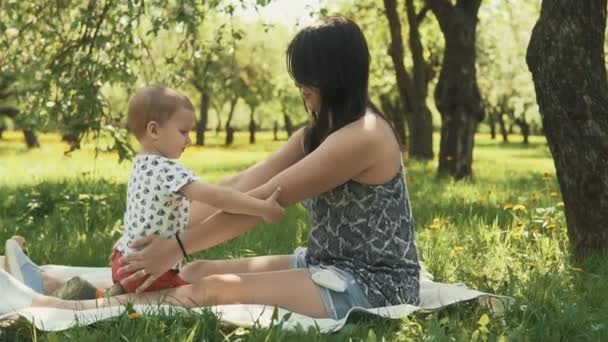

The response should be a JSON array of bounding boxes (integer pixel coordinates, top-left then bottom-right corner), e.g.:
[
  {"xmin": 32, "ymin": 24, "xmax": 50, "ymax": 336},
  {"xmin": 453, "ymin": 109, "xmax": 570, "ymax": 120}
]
[
  {"xmin": 128, "ymin": 312, "xmax": 141, "ymax": 320},
  {"xmin": 512, "ymin": 204, "xmax": 527, "ymax": 212}
]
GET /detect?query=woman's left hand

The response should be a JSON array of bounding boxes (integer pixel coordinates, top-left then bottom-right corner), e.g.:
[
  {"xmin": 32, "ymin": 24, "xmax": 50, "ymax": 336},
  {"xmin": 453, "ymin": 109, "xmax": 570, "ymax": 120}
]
[{"xmin": 117, "ymin": 235, "xmax": 182, "ymax": 292}]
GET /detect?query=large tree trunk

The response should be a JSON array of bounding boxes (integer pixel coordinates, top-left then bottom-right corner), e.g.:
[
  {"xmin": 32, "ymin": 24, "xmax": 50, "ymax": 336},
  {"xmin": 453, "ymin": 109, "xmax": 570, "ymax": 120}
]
[
  {"xmin": 248, "ymin": 105, "xmax": 256, "ymax": 144},
  {"xmin": 0, "ymin": 106, "xmax": 40, "ymax": 148},
  {"xmin": 383, "ymin": 0, "xmax": 434, "ymax": 159},
  {"xmin": 427, "ymin": 0, "xmax": 484, "ymax": 179},
  {"xmin": 382, "ymin": 0, "xmax": 411, "ymax": 149},
  {"xmin": 224, "ymin": 97, "xmax": 239, "ymax": 146},
  {"xmin": 405, "ymin": 0, "xmax": 434, "ymax": 159},
  {"xmin": 196, "ymin": 92, "xmax": 210, "ymax": 146},
  {"xmin": 527, "ymin": 0, "xmax": 608, "ymax": 257}
]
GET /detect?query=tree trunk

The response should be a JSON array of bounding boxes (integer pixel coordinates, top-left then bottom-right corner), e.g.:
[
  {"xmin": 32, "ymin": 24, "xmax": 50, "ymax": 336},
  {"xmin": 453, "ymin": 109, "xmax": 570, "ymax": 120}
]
[
  {"xmin": 489, "ymin": 112, "xmax": 496, "ymax": 139},
  {"xmin": 215, "ymin": 107, "xmax": 222, "ymax": 136},
  {"xmin": 273, "ymin": 121, "xmax": 279, "ymax": 141},
  {"xmin": 527, "ymin": 0, "xmax": 608, "ymax": 257},
  {"xmin": 383, "ymin": 0, "xmax": 434, "ymax": 159},
  {"xmin": 283, "ymin": 113, "xmax": 294, "ymax": 137},
  {"xmin": 427, "ymin": 0, "xmax": 484, "ymax": 179},
  {"xmin": 225, "ymin": 97, "xmax": 239, "ymax": 146},
  {"xmin": 379, "ymin": 92, "xmax": 408, "ymax": 150},
  {"xmin": 382, "ymin": 0, "xmax": 411, "ymax": 149},
  {"xmin": 497, "ymin": 113, "xmax": 508, "ymax": 143},
  {"xmin": 196, "ymin": 92, "xmax": 210, "ymax": 146},
  {"xmin": 405, "ymin": 0, "xmax": 434, "ymax": 160},
  {"xmin": 23, "ymin": 130, "xmax": 40, "ymax": 148},
  {"xmin": 248, "ymin": 106, "xmax": 256, "ymax": 144},
  {"xmin": 0, "ymin": 106, "xmax": 40, "ymax": 148},
  {"xmin": 514, "ymin": 117, "xmax": 529, "ymax": 144}
]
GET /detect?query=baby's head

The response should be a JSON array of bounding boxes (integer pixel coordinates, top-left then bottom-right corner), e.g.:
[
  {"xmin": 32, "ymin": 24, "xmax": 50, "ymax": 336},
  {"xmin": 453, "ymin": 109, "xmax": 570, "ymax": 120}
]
[{"xmin": 127, "ymin": 86, "xmax": 195, "ymax": 159}]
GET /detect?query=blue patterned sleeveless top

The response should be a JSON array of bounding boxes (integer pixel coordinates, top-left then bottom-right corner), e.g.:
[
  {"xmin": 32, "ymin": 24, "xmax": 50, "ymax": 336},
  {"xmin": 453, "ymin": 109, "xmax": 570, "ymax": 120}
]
[{"xmin": 302, "ymin": 165, "xmax": 420, "ymax": 307}]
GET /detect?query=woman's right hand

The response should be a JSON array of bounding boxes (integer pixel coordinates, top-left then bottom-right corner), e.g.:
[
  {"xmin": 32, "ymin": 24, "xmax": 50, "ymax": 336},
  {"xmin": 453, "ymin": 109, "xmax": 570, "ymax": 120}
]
[
  {"xmin": 117, "ymin": 234, "xmax": 183, "ymax": 292},
  {"xmin": 262, "ymin": 187, "xmax": 284, "ymax": 223}
]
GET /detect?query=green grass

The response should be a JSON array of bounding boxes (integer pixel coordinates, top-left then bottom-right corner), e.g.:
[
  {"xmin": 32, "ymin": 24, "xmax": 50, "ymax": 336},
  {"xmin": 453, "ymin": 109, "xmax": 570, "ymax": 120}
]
[{"xmin": 0, "ymin": 131, "xmax": 607, "ymax": 341}]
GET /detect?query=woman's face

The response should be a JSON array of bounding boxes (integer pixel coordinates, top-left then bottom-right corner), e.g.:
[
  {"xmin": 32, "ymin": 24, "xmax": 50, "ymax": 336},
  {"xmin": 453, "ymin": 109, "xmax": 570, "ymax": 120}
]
[{"xmin": 296, "ymin": 82, "xmax": 321, "ymax": 113}]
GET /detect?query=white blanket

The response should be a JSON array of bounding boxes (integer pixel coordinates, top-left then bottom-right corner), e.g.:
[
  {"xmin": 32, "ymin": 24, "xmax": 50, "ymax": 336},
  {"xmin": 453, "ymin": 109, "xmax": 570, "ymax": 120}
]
[{"xmin": 0, "ymin": 264, "xmax": 511, "ymax": 332}]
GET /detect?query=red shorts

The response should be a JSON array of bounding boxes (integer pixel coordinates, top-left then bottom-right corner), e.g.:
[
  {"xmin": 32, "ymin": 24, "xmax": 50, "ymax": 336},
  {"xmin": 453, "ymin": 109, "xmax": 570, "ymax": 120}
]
[{"xmin": 111, "ymin": 250, "xmax": 188, "ymax": 293}]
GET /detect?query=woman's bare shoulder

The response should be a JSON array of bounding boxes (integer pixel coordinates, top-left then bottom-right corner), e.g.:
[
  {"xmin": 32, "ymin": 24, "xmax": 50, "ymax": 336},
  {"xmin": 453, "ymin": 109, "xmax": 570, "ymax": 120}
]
[{"xmin": 339, "ymin": 112, "xmax": 397, "ymax": 145}]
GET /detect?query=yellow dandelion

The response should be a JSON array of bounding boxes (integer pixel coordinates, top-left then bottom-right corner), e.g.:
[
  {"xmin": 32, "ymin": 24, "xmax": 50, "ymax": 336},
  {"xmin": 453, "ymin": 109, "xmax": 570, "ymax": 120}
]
[
  {"xmin": 512, "ymin": 228, "xmax": 524, "ymax": 240},
  {"xmin": 557, "ymin": 202, "xmax": 565, "ymax": 208},
  {"xmin": 429, "ymin": 218, "xmax": 443, "ymax": 230},
  {"xmin": 550, "ymin": 192, "xmax": 559, "ymax": 197},
  {"xmin": 545, "ymin": 223, "xmax": 556, "ymax": 230},
  {"xmin": 128, "ymin": 312, "xmax": 141, "ymax": 320},
  {"xmin": 453, "ymin": 246, "xmax": 465, "ymax": 252},
  {"xmin": 503, "ymin": 203, "xmax": 514, "ymax": 210},
  {"xmin": 512, "ymin": 204, "xmax": 527, "ymax": 212}
]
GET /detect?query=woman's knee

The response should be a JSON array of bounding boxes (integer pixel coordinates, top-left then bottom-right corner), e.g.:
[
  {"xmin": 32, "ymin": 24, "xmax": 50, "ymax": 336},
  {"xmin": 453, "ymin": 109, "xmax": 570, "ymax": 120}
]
[
  {"xmin": 180, "ymin": 260, "xmax": 214, "ymax": 282},
  {"xmin": 190, "ymin": 274, "xmax": 243, "ymax": 305}
]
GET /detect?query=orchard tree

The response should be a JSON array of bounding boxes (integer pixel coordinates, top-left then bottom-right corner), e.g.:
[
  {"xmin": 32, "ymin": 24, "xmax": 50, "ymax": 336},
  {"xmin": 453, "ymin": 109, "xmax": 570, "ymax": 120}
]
[
  {"xmin": 426, "ymin": 0, "xmax": 484, "ymax": 179},
  {"xmin": 527, "ymin": 0, "xmax": 608, "ymax": 257}
]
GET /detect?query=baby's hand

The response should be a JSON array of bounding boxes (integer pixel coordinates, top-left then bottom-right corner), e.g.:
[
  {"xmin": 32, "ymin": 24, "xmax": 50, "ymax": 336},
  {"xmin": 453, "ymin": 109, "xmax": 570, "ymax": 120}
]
[{"xmin": 263, "ymin": 187, "xmax": 284, "ymax": 223}]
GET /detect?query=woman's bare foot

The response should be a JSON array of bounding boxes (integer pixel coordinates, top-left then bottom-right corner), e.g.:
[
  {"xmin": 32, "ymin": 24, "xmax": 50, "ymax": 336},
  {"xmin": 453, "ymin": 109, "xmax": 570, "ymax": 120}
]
[{"xmin": 11, "ymin": 235, "xmax": 27, "ymax": 249}]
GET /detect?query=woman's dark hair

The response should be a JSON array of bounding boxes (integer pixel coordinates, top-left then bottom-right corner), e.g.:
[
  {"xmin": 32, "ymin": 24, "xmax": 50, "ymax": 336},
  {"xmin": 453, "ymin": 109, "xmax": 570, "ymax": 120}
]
[{"xmin": 286, "ymin": 17, "xmax": 372, "ymax": 153}]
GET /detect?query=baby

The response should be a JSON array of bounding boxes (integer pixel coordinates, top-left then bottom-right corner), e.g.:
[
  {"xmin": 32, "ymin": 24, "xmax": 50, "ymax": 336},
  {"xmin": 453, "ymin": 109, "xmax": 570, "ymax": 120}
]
[{"xmin": 112, "ymin": 85, "xmax": 283, "ymax": 293}]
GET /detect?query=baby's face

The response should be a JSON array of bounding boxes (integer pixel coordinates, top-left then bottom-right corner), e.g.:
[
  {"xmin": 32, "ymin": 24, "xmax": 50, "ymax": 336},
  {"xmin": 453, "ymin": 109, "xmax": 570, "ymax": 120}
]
[{"xmin": 154, "ymin": 109, "xmax": 196, "ymax": 159}]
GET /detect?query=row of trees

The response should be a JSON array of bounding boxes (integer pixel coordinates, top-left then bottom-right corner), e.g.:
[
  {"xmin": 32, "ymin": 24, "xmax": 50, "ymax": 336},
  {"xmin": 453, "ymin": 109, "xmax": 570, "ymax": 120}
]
[
  {"xmin": 0, "ymin": 0, "xmax": 305, "ymax": 159},
  {"xmin": 1, "ymin": 0, "xmax": 542, "ymax": 158}
]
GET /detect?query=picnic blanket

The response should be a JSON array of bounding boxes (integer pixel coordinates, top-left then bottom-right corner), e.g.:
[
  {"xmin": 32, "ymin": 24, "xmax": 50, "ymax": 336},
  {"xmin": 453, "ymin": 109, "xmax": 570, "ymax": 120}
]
[{"xmin": 0, "ymin": 263, "xmax": 512, "ymax": 332}]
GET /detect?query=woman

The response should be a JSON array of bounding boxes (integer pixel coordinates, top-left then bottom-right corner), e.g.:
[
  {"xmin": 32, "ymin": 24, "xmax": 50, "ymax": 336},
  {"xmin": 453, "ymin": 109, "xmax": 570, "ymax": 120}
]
[{"xmin": 0, "ymin": 16, "xmax": 420, "ymax": 320}]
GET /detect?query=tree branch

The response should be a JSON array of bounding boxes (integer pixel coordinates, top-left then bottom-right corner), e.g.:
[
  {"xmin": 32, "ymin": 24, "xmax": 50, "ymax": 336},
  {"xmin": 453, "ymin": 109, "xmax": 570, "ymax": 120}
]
[
  {"xmin": 425, "ymin": 0, "xmax": 454, "ymax": 30},
  {"xmin": 416, "ymin": 5, "xmax": 431, "ymax": 24},
  {"xmin": 0, "ymin": 106, "xmax": 19, "ymax": 119}
]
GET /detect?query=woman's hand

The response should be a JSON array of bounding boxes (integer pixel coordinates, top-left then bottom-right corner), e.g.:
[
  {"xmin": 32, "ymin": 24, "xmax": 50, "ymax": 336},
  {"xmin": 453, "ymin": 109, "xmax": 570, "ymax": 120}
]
[
  {"xmin": 117, "ymin": 235, "xmax": 182, "ymax": 293},
  {"xmin": 261, "ymin": 187, "xmax": 284, "ymax": 223}
]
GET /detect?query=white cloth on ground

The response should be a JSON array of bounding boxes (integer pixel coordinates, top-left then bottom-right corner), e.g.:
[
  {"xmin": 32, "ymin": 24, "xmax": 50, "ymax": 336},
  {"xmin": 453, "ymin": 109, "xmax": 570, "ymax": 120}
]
[{"xmin": 0, "ymin": 264, "xmax": 512, "ymax": 333}]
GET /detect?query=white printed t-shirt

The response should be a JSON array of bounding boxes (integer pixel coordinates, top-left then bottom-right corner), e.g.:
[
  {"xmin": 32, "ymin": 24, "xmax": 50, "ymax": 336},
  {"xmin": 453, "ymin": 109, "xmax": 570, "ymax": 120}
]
[{"xmin": 116, "ymin": 154, "xmax": 197, "ymax": 258}]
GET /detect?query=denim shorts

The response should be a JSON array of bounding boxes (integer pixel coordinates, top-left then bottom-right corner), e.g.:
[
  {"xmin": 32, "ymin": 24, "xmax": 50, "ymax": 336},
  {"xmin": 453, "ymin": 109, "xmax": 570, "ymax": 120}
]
[{"xmin": 290, "ymin": 247, "xmax": 372, "ymax": 319}]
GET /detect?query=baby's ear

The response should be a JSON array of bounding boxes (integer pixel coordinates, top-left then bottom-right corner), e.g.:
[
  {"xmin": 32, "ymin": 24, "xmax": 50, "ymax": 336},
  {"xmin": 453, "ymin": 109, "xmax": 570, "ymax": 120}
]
[{"xmin": 146, "ymin": 121, "xmax": 160, "ymax": 138}]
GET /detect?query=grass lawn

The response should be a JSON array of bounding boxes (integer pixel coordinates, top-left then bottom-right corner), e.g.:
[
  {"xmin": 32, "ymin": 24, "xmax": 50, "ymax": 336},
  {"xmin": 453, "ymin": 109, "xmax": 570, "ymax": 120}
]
[{"xmin": 0, "ymin": 130, "xmax": 606, "ymax": 341}]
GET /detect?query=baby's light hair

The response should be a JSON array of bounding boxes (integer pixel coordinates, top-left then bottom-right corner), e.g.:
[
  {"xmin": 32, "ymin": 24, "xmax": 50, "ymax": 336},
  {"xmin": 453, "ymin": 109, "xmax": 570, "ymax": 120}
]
[{"xmin": 127, "ymin": 86, "xmax": 194, "ymax": 139}]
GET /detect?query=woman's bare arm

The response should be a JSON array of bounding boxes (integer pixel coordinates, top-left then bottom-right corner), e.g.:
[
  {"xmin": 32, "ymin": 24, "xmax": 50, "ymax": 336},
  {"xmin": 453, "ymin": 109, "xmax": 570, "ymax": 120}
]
[
  {"xmin": 187, "ymin": 128, "xmax": 307, "ymax": 224},
  {"xmin": 185, "ymin": 119, "xmax": 382, "ymax": 249}
]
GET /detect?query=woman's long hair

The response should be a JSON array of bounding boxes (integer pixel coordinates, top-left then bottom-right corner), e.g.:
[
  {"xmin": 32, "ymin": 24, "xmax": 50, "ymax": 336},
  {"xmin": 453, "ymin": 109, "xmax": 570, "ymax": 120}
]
[{"xmin": 286, "ymin": 17, "xmax": 373, "ymax": 153}]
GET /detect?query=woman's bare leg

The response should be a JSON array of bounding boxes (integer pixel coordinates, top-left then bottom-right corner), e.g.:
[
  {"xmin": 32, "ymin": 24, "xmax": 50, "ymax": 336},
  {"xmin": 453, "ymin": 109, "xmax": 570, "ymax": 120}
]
[
  {"xmin": 31, "ymin": 269, "xmax": 327, "ymax": 318},
  {"xmin": 179, "ymin": 255, "xmax": 292, "ymax": 283}
]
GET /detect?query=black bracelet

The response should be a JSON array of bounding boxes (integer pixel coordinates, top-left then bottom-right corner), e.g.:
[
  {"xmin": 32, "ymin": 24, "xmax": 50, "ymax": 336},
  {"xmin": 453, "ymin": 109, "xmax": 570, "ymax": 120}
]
[{"xmin": 175, "ymin": 231, "xmax": 190, "ymax": 261}]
